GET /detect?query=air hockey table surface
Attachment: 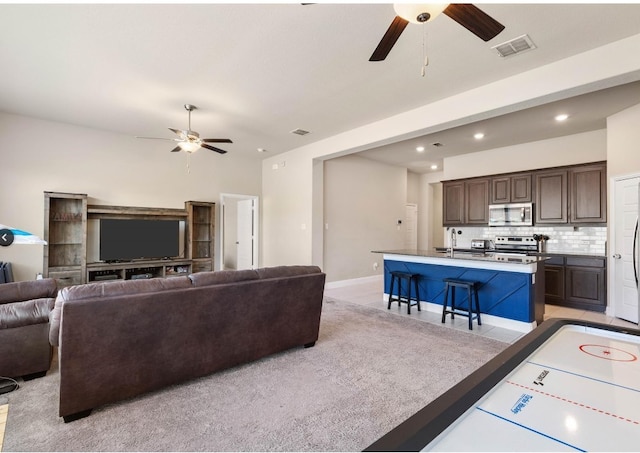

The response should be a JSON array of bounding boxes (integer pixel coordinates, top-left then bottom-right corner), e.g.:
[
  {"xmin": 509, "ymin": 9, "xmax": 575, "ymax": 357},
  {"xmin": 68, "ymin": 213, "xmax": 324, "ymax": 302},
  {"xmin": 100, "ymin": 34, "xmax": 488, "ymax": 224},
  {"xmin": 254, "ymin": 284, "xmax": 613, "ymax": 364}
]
[{"xmin": 365, "ymin": 318, "xmax": 640, "ymax": 452}]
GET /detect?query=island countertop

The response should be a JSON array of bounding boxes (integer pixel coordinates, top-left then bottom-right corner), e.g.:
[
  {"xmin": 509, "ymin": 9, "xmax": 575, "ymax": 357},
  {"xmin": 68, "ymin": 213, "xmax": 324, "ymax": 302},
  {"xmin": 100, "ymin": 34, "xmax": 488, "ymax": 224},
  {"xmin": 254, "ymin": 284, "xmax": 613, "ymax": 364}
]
[{"xmin": 373, "ymin": 249, "xmax": 548, "ymax": 273}]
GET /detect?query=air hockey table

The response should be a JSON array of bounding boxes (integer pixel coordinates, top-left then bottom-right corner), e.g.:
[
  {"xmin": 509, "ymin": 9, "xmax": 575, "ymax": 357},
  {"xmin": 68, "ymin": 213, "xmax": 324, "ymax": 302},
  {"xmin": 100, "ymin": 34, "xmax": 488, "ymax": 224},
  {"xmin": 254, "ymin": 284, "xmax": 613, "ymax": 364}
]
[{"xmin": 365, "ymin": 318, "xmax": 640, "ymax": 452}]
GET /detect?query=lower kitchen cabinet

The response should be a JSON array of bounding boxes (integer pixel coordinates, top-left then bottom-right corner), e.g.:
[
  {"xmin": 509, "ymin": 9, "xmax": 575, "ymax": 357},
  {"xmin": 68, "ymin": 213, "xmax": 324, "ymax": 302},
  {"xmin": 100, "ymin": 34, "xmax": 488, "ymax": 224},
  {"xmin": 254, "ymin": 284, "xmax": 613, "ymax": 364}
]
[{"xmin": 544, "ymin": 255, "xmax": 606, "ymax": 312}]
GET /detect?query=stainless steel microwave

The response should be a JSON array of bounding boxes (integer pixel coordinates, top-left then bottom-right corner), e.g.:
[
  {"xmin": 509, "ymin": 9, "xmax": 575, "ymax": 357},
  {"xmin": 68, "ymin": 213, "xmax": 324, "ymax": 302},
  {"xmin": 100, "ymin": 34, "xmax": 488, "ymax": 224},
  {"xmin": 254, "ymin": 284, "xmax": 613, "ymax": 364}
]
[{"xmin": 488, "ymin": 203, "xmax": 533, "ymax": 226}]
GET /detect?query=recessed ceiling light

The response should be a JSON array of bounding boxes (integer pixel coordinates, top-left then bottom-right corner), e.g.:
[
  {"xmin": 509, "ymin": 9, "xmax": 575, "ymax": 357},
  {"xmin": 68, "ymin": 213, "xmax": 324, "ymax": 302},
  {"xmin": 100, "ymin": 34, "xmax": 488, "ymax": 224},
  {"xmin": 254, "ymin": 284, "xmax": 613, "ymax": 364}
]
[
  {"xmin": 430, "ymin": 164, "xmax": 438, "ymax": 170},
  {"xmin": 555, "ymin": 114, "xmax": 569, "ymax": 122},
  {"xmin": 416, "ymin": 146, "xmax": 425, "ymax": 152},
  {"xmin": 474, "ymin": 133, "xmax": 485, "ymax": 140},
  {"xmin": 257, "ymin": 148, "xmax": 267, "ymax": 153}
]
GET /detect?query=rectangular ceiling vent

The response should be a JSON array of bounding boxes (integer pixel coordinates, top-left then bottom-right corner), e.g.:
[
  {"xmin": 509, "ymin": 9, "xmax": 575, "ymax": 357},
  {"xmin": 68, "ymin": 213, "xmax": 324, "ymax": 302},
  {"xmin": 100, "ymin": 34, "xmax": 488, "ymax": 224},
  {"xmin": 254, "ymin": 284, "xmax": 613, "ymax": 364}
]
[
  {"xmin": 491, "ymin": 34, "xmax": 536, "ymax": 58},
  {"xmin": 290, "ymin": 128, "xmax": 310, "ymax": 136}
]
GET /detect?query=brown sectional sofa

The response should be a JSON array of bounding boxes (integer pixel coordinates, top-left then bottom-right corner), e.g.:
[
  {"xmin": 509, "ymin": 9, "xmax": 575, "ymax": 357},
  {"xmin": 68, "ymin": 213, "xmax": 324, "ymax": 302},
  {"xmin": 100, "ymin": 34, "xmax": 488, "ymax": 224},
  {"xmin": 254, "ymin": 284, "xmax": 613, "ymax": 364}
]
[
  {"xmin": 0, "ymin": 278, "xmax": 57, "ymax": 380},
  {"xmin": 49, "ymin": 265, "xmax": 326, "ymax": 422}
]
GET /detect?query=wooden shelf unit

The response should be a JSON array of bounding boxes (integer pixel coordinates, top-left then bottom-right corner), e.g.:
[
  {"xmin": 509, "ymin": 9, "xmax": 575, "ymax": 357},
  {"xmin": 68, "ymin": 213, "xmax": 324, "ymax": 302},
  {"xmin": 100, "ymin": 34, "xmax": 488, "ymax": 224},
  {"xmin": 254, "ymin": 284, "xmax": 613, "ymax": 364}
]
[
  {"xmin": 186, "ymin": 201, "xmax": 215, "ymax": 273},
  {"xmin": 43, "ymin": 192, "xmax": 88, "ymax": 288}
]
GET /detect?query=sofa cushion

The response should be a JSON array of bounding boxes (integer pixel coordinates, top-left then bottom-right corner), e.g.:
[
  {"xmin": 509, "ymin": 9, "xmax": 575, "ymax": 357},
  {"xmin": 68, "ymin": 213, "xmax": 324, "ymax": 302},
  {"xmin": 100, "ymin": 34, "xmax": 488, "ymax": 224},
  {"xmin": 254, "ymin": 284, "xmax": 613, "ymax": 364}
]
[
  {"xmin": 0, "ymin": 297, "xmax": 55, "ymax": 329},
  {"xmin": 256, "ymin": 265, "xmax": 322, "ymax": 279},
  {"xmin": 188, "ymin": 269, "xmax": 259, "ymax": 287},
  {"xmin": 58, "ymin": 276, "xmax": 192, "ymax": 302},
  {"xmin": 0, "ymin": 279, "xmax": 57, "ymax": 305}
]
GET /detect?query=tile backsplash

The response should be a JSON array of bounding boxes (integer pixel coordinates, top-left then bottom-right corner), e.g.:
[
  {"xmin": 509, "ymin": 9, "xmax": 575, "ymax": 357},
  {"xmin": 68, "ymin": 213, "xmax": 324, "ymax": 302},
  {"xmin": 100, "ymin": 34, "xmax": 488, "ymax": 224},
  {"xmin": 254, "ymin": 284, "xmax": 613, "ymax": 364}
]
[{"xmin": 449, "ymin": 226, "xmax": 607, "ymax": 256}]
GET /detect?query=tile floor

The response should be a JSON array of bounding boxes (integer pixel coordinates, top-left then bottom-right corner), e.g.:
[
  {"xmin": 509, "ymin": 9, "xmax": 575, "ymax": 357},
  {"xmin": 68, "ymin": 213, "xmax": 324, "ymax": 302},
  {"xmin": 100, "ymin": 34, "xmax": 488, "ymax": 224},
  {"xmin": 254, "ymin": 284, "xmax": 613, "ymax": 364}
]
[{"xmin": 324, "ymin": 276, "xmax": 638, "ymax": 344}]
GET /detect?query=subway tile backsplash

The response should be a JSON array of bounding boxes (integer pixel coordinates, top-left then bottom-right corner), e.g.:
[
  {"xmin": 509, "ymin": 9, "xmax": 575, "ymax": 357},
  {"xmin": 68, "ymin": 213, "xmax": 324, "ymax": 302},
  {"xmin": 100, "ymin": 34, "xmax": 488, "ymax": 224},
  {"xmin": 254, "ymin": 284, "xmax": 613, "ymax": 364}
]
[{"xmin": 451, "ymin": 226, "xmax": 607, "ymax": 256}]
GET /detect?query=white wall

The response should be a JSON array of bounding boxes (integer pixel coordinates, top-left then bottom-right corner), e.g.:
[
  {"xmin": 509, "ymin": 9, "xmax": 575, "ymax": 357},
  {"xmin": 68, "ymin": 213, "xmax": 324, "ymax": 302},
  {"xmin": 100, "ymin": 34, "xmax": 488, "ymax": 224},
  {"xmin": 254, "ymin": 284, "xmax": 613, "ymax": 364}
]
[
  {"xmin": 262, "ymin": 34, "xmax": 640, "ymax": 268},
  {"xmin": 0, "ymin": 112, "xmax": 262, "ymax": 281},
  {"xmin": 443, "ymin": 130, "xmax": 607, "ymax": 180},
  {"xmin": 323, "ymin": 155, "xmax": 406, "ymax": 282},
  {"xmin": 607, "ymin": 103, "xmax": 640, "ymax": 178}
]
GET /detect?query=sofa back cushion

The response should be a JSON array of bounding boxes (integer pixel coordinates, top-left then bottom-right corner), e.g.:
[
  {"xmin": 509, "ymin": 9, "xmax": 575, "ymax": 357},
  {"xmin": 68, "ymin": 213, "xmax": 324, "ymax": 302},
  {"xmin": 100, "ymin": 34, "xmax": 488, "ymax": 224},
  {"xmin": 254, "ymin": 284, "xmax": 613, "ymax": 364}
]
[
  {"xmin": 0, "ymin": 278, "xmax": 57, "ymax": 305},
  {"xmin": 256, "ymin": 265, "xmax": 322, "ymax": 279},
  {"xmin": 58, "ymin": 276, "xmax": 192, "ymax": 302},
  {"xmin": 1, "ymin": 298, "xmax": 55, "ymax": 329},
  {"xmin": 188, "ymin": 269, "xmax": 259, "ymax": 287}
]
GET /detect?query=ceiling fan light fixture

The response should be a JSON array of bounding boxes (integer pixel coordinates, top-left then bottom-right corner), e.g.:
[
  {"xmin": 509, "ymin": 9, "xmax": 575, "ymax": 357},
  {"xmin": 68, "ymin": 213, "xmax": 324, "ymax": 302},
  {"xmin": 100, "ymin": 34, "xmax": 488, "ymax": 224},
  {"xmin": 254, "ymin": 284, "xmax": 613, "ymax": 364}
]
[
  {"xmin": 178, "ymin": 141, "xmax": 201, "ymax": 153},
  {"xmin": 393, "ymin": 3, "xmax": 448, "ymax": 24}
]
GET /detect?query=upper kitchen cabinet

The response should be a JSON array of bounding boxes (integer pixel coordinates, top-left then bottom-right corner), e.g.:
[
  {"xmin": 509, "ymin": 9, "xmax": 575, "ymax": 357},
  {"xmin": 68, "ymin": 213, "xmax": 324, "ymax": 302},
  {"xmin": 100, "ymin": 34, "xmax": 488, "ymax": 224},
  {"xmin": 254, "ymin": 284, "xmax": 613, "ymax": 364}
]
[
  {"xmin": 535, "ymin": 162, "xmax": 607, "ymax": 225},
  {"xmin": 535, "ymin": 169, "xmax": 568, "ymax": 224},
  {"xmin": 569, "ymin": 163, "xmax": 606, "ymax": 224},
  {"xmin": 465, "ymin": 178, "xmax": 490, "ymax": 224},
  {"xmin": 491, "ymin": 173, "xmax": 532, "ymax": 204},
  {"xmin": 443, "ymin": 181, "xmax": 465, "ymax": 225},
  {"xmin": 443, "ymin": 178, "xmax": 489, "ymax": 225}
]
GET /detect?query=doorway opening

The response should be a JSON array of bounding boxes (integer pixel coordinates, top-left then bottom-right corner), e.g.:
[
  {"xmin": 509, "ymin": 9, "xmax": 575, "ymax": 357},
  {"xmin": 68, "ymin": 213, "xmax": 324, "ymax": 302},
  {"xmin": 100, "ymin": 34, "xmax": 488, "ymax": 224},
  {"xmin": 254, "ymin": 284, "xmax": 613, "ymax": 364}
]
[{"xmin": 220, "ymin": 193, "xmax": 259, "ymax": 270}]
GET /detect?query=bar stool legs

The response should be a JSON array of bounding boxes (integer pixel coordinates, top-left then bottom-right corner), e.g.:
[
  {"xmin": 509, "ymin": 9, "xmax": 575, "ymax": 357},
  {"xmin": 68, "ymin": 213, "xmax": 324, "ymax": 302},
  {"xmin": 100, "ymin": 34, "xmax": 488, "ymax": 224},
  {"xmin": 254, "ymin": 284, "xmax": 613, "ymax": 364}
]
[
  {"xmin": 388, "ymin": 271, "xmax": 421, "ymax": 314},
  {"xmin": 441, "ymin": 278, "xmax": 481, "ymax": 330}
]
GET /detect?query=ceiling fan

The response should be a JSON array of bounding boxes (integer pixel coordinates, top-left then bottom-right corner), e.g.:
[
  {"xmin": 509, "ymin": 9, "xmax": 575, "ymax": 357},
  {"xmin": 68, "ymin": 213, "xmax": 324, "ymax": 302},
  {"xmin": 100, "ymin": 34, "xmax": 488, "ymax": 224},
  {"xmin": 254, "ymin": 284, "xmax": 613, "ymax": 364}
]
[
  {"xmin": 370, "ymin": 3, "xmax": 505, "ymax": 61},
  {"xmin": 136, "ymin": 104, "xmax": 232, "ymax": 154}
]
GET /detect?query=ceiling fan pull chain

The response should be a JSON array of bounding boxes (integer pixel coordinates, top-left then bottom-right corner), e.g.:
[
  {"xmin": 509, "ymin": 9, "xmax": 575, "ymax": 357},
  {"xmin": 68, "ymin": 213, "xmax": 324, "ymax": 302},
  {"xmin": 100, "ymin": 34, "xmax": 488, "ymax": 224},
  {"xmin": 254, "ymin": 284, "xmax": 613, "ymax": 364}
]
[
  {"xmin": 187, "ymin": 153, "xmax": 191, "ymax": 174},
  {"xmin": 421, "ymin": 23, "xmax": 429, "ymax": 77}
]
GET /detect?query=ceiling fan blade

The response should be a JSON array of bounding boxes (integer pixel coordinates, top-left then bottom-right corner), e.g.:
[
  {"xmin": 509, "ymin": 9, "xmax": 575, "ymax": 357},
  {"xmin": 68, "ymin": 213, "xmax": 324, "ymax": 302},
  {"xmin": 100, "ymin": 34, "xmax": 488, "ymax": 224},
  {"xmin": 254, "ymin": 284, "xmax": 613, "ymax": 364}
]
[
  {"xmin": 201, "ymin": 144, "xmax": 228, "ymax": 154},
  {"xmin": 168, "ymin": 127, "xmax": 188, "ymax": 139},
  {"xmin": 369, "ymin": 15, "xmax": 409, "ymax": 62},
  {"xmin": 136, "ymin": 136, "xmax": 180, "ymax": 141},
  {"xmin": 170, "ymin": 146, "xmax": 182, "ymax": 152},
  {"xmin": 443, "ymin": 4, "xmax": 505, "ymax": 42},
  {"xmin": 202, "ymin": 138, "xmax": 233, "ymax": 143}
]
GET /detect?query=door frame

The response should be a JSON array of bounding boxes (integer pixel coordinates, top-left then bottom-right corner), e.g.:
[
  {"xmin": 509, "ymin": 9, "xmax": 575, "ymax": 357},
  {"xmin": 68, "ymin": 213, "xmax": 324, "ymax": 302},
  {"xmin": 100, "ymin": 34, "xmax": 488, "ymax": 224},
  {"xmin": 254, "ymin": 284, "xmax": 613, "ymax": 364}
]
[
  {"xmin": 219, "ymin": 193, "xmax": 260, "ymax": 270},
  {"xmin": 609, "ymin": 172, "xmax": 640, "ymax": 320}
]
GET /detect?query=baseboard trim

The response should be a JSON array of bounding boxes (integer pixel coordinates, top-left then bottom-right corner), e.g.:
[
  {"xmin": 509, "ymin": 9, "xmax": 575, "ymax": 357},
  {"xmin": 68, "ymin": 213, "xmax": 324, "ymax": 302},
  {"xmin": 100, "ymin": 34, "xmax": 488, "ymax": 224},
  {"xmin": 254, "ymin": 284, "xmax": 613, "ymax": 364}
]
[{"xmin": 325, "ymin": 274, "xmax": 382, "ymax": 290}]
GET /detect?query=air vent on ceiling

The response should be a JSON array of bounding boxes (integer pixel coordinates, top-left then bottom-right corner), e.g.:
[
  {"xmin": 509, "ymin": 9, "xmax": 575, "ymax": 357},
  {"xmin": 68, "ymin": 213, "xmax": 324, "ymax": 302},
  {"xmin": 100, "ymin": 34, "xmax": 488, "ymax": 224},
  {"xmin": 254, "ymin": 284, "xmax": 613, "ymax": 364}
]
[
  {"xmin": 290, "ymin": 128, "xmax": 310, "ymax": 136},
  {"xmin": 491, "ymin": 34, "xmax": 536, "ymax": 58}
]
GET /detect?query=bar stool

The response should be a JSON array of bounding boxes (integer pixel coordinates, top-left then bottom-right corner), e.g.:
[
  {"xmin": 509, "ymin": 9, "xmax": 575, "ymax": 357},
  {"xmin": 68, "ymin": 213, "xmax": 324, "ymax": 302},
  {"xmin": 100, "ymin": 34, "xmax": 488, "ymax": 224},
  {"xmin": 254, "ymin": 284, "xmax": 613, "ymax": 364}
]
[
  {"xmin": 441, "ymin": 278, "xmax": 481, "ymax": 330},
  {"xmin": 388, "ymin": 271, "xmax": 421, "ymax": 314}
]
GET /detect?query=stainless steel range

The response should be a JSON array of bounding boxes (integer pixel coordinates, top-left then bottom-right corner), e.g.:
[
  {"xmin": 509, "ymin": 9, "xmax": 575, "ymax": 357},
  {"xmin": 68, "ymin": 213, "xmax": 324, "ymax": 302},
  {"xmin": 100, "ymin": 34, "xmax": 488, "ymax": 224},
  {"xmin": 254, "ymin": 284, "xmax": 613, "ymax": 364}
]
[{"xmin": 494, "ymin": 236, "xmax": 538, "ymax": 254}]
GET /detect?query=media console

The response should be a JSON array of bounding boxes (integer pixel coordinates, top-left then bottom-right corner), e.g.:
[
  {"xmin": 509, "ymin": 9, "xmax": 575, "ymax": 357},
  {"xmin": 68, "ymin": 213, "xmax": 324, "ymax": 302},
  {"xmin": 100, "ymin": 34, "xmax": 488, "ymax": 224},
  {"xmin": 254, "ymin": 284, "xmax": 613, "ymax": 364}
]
[{"xmin": 87, "ymin": 259, "xmax": 193, "ymax": 282}]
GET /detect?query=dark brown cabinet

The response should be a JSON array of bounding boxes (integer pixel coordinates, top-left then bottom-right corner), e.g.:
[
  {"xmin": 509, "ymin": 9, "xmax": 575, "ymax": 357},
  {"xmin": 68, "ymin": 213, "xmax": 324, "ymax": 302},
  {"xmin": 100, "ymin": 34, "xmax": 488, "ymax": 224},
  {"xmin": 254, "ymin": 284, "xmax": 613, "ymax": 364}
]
[
  {"xmin": 543, "ymin": 256, "xmax": 565, "ymax": 305},
  {"xmin": 544, "ymin": 255, "xmax": 606, "ymax": 312},
  {"xmin": 535, "ymin": 170, "xmax": 568, "ymax": 224},
  {"xmin": 465, "ymin": 178, "xmax": 490, "ymax": 224},
  {"xmin": 443, "ymin": 178, "xmax": 489, "ymax": 225},
  {"xmin": 570, "ymin": 164, "xmax": 607, "ymax": 223},
  {"xmin": 491, "ymin": 173, "xmax": 532, "ymax": 204},
  {"xmin": 443, "ymin": 181, "xmax": 464, "ymax": 225}
]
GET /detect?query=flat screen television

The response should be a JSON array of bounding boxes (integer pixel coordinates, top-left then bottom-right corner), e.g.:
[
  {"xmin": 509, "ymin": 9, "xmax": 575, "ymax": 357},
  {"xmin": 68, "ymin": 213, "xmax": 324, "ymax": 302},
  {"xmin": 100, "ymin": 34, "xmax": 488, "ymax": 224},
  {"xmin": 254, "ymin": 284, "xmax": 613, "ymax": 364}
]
[{"xmin": 99, "ymin": 219, "xmax": 180, "ymax": 261}]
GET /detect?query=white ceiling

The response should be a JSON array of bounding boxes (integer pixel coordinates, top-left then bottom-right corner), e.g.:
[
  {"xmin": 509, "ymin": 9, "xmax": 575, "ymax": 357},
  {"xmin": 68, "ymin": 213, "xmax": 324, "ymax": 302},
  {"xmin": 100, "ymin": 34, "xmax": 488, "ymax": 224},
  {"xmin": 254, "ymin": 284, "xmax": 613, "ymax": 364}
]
[{"xmin": 2, "ymin": 3, "xmax": 640, "ymax": 172}]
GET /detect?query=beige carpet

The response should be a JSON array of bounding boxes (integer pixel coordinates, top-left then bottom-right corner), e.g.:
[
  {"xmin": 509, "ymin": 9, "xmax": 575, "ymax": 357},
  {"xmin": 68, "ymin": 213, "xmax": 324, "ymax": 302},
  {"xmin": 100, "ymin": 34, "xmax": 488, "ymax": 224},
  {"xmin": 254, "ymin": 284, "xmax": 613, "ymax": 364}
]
[{"xmin": 3, "ymin": 299, "xmax": 508, "ymax": 451}]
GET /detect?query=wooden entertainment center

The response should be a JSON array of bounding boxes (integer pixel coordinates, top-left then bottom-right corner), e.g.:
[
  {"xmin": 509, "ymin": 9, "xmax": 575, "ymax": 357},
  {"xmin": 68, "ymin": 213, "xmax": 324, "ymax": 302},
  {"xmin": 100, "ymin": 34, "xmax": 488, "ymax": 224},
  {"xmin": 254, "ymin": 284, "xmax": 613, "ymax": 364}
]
[{"xmin": 43, "ymin": 191, "xmax": 215, "ymax": 288}]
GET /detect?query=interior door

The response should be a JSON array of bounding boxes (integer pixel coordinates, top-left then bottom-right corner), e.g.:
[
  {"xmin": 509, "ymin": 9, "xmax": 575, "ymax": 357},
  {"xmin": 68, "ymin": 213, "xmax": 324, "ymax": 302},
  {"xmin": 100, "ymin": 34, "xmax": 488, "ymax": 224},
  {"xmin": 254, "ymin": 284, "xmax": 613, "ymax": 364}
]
[
  {"xmin": 405, "ymin": 204, "xmax": 418, "ymax": 249},
  {"xmin": 236, "ymin": 199, "xmax": 254, "ymax": 270},
  {"xmin": 613, "ymin": 176, "xmax": 640, "ymax": 323}
]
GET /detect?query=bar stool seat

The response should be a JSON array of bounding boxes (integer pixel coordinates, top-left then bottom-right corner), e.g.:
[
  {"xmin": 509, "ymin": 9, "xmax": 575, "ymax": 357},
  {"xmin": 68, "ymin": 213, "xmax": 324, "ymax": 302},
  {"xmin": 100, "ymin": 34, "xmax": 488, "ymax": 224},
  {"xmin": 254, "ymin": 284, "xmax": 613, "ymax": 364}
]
[
  {"xmin": 441, "ymin": 278, "xmax": 481, "ymax": 330},
  {"xmin": 388, "ymin": 271, "xmax": 421, "ymax": 314}
]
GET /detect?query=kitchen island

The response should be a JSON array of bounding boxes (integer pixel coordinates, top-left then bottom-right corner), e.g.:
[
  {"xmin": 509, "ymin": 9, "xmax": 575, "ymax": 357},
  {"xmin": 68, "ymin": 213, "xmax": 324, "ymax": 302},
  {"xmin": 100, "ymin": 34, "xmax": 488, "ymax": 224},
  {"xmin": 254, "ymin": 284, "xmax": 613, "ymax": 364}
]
[{"xmin": 373, "ymin": 250, "xmax": 548, "ymax": 332}]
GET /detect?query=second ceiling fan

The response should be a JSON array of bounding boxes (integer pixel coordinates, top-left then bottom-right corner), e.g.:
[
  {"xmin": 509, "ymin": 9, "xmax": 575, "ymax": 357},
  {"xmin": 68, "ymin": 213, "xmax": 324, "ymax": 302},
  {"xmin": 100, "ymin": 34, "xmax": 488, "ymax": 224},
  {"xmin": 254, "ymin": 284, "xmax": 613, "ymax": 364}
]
[{"xmin": 370, "ymin": 3, "xmax": 505, "ymax": 61}]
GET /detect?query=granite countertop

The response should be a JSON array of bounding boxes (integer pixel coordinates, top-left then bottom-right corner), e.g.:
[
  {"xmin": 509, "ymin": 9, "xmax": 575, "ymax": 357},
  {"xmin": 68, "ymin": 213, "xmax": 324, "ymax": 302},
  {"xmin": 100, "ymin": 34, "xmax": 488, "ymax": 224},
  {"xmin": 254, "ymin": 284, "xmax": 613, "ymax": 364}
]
[{"xmin": 372, "ymin": 249, "xmax": 548, "ymax": 265}]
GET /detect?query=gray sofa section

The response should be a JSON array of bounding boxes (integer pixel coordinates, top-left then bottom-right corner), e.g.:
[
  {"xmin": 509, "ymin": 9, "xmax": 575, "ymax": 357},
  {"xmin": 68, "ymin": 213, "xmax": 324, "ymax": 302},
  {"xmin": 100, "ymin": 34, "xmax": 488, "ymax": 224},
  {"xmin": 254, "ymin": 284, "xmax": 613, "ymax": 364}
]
[
  {"xmin": 50, "ymin": 265, "xmax": 325, "ymax": 422},
  {"xmin": 0, "ymin": 278, "xmax": 57, "ymax": 379}
]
